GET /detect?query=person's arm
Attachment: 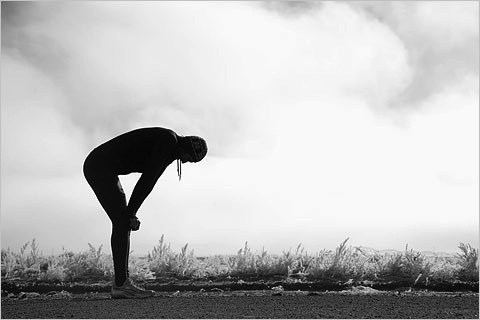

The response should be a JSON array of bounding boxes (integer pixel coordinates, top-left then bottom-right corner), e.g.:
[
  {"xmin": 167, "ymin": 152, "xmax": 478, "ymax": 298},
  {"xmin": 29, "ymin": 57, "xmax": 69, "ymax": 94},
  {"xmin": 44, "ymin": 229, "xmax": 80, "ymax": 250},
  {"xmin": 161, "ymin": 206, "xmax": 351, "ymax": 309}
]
[{"xmin": 126, "ymin": 137, "xmax": 177, "ymax": 218}]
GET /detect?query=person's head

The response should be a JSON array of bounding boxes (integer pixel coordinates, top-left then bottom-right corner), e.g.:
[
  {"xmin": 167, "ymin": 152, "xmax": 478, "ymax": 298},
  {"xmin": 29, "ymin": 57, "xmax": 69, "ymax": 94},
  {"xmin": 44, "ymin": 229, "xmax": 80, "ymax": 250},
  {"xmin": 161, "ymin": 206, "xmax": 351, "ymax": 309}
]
[
  {"xmin": 176, "ymin": 136, "xmax": 207, "ymax": 181},
  {"xmin": 177, "ymin": 136, "xmax": 208, "ymax": 164}
]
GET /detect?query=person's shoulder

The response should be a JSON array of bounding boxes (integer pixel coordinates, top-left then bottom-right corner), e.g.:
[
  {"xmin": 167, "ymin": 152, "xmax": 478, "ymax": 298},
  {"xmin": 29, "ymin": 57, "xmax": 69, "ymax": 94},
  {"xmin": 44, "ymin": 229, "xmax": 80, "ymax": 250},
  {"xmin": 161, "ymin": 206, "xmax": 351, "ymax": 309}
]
[
  {"xmin": 157, "ymin": 127, "xmax": 178, "ymax": 142},
  {"xmin": 119, "ymin": 127, "xmax": 178, "ymax": 145},
  {"xmin": 145, "ymin": 127, "xmax": 178, "ymax": 147},
  {"xmin": 130, "ymin": 127, "xmax": 177, "ymax": 138}
]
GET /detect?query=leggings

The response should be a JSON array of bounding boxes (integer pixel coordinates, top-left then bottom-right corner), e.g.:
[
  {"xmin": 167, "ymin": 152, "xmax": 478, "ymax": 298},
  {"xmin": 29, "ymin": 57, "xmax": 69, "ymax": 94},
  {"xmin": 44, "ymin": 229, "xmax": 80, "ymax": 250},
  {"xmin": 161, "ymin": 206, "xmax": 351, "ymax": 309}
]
[{"xmin": 83, "ymin": 152, "xmax": 130, "ymax": 286}]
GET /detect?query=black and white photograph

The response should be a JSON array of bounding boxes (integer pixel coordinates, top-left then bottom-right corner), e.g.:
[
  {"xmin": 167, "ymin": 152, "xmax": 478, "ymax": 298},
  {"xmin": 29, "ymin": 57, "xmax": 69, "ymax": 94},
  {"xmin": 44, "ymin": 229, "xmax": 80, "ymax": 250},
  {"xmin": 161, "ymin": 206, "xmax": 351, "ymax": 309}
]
[{"xmin": 1, "ymin": 1, "xmax": 479, "ymax": 318}]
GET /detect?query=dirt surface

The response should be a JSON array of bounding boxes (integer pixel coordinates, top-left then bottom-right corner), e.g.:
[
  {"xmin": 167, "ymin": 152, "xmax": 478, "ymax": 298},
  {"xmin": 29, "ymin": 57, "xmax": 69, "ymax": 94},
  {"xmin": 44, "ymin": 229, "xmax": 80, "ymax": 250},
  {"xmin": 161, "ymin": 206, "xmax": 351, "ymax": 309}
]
[
  {"xmin": 2, "ymin": 278, "xmax": 478, "ymax": 294},
  {"xmin": 2, "ymin": 290, "xmax": 478, "ymax": 319}
]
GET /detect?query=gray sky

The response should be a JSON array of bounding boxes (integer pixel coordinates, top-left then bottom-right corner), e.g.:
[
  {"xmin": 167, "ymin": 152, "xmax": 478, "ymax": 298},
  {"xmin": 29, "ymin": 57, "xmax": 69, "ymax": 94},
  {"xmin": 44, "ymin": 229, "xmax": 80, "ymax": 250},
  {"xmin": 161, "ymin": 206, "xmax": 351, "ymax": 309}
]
[{"xmin": 1, "ymin": 1, "xmax": 478, "ymax": 256}]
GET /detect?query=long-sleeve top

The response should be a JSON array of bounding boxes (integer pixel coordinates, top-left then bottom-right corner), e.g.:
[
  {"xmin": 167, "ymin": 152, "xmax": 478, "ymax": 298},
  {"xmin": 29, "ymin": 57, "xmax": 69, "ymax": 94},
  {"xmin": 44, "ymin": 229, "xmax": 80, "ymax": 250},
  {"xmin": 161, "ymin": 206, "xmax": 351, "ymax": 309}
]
[{"xmin": 89, "ymin": 127, "xmax": 179, "ymax": 217}]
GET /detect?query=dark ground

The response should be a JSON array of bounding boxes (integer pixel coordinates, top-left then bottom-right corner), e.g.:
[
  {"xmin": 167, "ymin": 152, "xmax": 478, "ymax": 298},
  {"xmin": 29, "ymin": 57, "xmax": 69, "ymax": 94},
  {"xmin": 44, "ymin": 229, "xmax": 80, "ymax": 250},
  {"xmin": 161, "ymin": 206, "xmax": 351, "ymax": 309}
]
[{"xmin": 2, "ymin": 290, "xmax": 479, "ymax": 319}]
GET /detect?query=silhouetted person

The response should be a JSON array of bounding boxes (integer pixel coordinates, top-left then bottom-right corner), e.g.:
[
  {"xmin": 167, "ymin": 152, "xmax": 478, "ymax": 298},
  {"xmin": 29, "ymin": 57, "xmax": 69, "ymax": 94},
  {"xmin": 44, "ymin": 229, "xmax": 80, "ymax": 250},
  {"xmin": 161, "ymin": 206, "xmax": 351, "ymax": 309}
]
[{"xmin": 83, "ymin": 127, "xmax": 207, "ymax": 299}]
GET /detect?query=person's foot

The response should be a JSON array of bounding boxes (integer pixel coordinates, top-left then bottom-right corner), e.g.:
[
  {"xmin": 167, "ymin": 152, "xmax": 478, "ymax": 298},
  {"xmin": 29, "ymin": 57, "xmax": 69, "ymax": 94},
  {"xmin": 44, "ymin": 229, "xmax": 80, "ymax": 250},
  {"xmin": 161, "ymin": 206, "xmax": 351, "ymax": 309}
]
[{"xmin": 111, "ymin": 278, "xmax": 155, "ymax": 299}]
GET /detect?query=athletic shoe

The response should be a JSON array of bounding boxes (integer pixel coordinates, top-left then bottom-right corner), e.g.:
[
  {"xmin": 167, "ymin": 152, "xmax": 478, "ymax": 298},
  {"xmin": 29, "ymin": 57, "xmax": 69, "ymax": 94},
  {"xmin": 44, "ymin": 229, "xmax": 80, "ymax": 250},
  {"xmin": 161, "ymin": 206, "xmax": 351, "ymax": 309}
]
[{"xmin": 111, "ymin": 278, "xmax": 155, "ymax": 299}]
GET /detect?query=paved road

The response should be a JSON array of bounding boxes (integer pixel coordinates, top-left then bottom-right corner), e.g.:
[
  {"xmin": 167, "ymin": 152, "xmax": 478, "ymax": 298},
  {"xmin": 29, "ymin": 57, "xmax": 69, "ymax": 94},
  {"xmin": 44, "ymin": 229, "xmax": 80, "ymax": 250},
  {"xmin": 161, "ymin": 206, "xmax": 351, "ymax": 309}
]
[{"xmin": 2, "ymin": 291, "xmax": 478, "ymax": 319}]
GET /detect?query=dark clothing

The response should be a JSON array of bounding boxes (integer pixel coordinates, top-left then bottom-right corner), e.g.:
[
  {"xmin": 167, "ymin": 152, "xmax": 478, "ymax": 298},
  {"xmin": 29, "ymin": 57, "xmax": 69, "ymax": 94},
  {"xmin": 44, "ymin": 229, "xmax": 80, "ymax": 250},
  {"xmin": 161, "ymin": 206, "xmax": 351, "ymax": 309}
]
[
  {"xmin": 83, "ymin": 127, "xmax": 179, "ymax": 286},
  {"xmin": 83, "ymin": 160, "xmax": 131, "ymax": 284},
  {"xmin": 90, "ymin": 127, "xmax": 178, "ymax": 175},
  {"xmin": 84, "ymin": 127, "xmax": 179, "ymax": 217}
]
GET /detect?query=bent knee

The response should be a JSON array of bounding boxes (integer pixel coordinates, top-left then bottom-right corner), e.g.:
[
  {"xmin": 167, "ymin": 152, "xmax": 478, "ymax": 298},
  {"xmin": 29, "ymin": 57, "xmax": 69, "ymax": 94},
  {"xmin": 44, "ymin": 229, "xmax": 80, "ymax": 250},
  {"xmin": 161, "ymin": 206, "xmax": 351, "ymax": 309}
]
[{"xmin": 111, "ymin": 217, "xmax": 130, "ymax": 231}]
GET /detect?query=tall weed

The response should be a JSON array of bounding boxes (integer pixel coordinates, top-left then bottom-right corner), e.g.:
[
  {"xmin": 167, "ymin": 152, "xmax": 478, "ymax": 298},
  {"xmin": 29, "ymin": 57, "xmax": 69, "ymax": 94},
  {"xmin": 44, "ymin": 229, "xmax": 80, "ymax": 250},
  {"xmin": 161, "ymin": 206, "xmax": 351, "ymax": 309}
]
[
  {"xmin": 456, "ymin": 243, "xmax": 479, "ymax": 281},
  {"xmin": 147, "ymin": 235, "xmax": 199, "ymax": 278},
  {"xmin": 2, "ymin": 237, "xmax": 478, "ymax": 284}
]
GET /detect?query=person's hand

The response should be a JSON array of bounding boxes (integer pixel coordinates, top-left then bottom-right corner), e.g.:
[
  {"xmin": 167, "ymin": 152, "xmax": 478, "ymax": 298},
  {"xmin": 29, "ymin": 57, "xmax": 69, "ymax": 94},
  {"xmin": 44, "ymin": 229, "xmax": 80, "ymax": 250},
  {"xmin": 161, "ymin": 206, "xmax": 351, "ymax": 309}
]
[{"xmin": 129, "ymin": 217, "xmax": 141, "ymax": 231}]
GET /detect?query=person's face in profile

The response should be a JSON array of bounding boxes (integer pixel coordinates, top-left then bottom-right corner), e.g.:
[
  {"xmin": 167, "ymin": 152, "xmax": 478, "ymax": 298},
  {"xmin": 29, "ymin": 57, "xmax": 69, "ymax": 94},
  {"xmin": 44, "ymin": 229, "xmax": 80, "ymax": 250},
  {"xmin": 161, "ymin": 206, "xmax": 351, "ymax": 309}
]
[{"xmin": 178, "ymin": 149, "xmax": 195, "ymax": 163}]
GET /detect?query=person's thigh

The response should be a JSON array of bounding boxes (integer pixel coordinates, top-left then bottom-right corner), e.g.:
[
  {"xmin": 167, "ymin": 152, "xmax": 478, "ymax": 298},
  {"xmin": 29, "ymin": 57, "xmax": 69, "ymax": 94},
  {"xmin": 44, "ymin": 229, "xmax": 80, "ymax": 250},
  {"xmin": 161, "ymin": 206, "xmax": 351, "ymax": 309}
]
[{"xmin": 84, "ymin": 159, "xmax": 127, "ymax": 224}]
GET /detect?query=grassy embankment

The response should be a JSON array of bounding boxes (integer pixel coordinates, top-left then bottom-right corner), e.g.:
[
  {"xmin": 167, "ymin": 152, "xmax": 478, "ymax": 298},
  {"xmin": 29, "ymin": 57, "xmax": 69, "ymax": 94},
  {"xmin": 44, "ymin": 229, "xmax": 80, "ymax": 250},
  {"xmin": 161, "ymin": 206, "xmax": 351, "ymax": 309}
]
[{"xmin": 1, "ymin": 236, "xmax": 478, "ymax": 289}]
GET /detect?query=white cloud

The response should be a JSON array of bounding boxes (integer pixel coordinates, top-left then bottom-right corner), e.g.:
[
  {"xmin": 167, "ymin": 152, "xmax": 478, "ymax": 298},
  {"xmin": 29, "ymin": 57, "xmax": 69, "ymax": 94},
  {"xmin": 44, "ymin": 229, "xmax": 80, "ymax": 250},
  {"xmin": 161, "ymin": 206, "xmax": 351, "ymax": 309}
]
[
  {"xmin": 350, "ymin": 1, "xmax": 479, "ymax": 106},
  {"xmin": 1, "ymin": 1, "xmax": 478, "ymax": 255},
  {"xmin": 2, "ymin": 1, "xmax": 413, "ymax": 156},
  {"xmin": 1, "ymin": 55, "xmax": 87, "ymax": 178}
]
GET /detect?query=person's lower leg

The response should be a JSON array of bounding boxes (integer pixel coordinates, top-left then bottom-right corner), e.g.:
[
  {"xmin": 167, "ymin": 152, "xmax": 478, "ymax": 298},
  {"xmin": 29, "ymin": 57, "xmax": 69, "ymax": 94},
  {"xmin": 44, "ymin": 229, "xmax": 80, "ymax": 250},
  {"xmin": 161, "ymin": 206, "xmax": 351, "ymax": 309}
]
[
  {"xmin": 126, "ymin": 230, "xmax": 131, "ymax": 279},
  {"xmin": 111, "ymin": 224, "xmax": 130, "ymax": 286}
]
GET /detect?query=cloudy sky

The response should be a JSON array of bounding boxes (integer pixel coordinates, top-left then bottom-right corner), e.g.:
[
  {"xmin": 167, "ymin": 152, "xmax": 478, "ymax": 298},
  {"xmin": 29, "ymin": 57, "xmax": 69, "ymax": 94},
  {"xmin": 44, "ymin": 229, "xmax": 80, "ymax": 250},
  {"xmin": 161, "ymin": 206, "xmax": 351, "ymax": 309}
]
[{"xmin": 1, "ymin": 1, "xmax": 478, "ymax": 256}]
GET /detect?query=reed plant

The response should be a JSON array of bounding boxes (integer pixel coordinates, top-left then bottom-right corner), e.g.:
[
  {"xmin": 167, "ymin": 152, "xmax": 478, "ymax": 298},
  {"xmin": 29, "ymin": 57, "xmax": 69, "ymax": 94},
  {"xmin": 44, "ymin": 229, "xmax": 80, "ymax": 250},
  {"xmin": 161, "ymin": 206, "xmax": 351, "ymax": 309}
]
[
  {"xmin": 456, "ymin": 243, "xmax": 479, "ymax": 281},
  {"xmin": 2, "ymin": 236, "xmax": 478, "ymax": 286}
]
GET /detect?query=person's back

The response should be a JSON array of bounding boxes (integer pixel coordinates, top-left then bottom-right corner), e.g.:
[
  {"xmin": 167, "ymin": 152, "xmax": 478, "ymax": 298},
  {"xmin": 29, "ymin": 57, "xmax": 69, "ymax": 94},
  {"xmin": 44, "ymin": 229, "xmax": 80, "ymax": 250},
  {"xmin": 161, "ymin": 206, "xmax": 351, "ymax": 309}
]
[{"xmin": 90, "ymin": 127, "xmax": 178, "ymax": 175}]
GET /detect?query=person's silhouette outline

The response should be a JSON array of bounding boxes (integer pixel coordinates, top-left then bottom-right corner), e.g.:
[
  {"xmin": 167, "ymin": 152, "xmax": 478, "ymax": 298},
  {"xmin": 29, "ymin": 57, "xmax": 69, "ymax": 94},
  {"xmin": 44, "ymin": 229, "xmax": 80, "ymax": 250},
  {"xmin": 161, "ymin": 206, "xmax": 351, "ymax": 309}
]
[{"xmin": 83, "ymin": 127, "xmax": 207, "ymax": 299}]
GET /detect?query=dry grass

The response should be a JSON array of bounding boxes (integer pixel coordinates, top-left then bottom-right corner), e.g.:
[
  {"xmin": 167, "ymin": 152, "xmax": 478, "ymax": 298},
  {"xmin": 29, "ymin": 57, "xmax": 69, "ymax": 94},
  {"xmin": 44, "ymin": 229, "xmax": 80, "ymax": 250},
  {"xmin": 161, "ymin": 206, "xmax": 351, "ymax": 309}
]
[{"xmin": 2, "ymin": 236, "xmax": 478, "ymax": 285}]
